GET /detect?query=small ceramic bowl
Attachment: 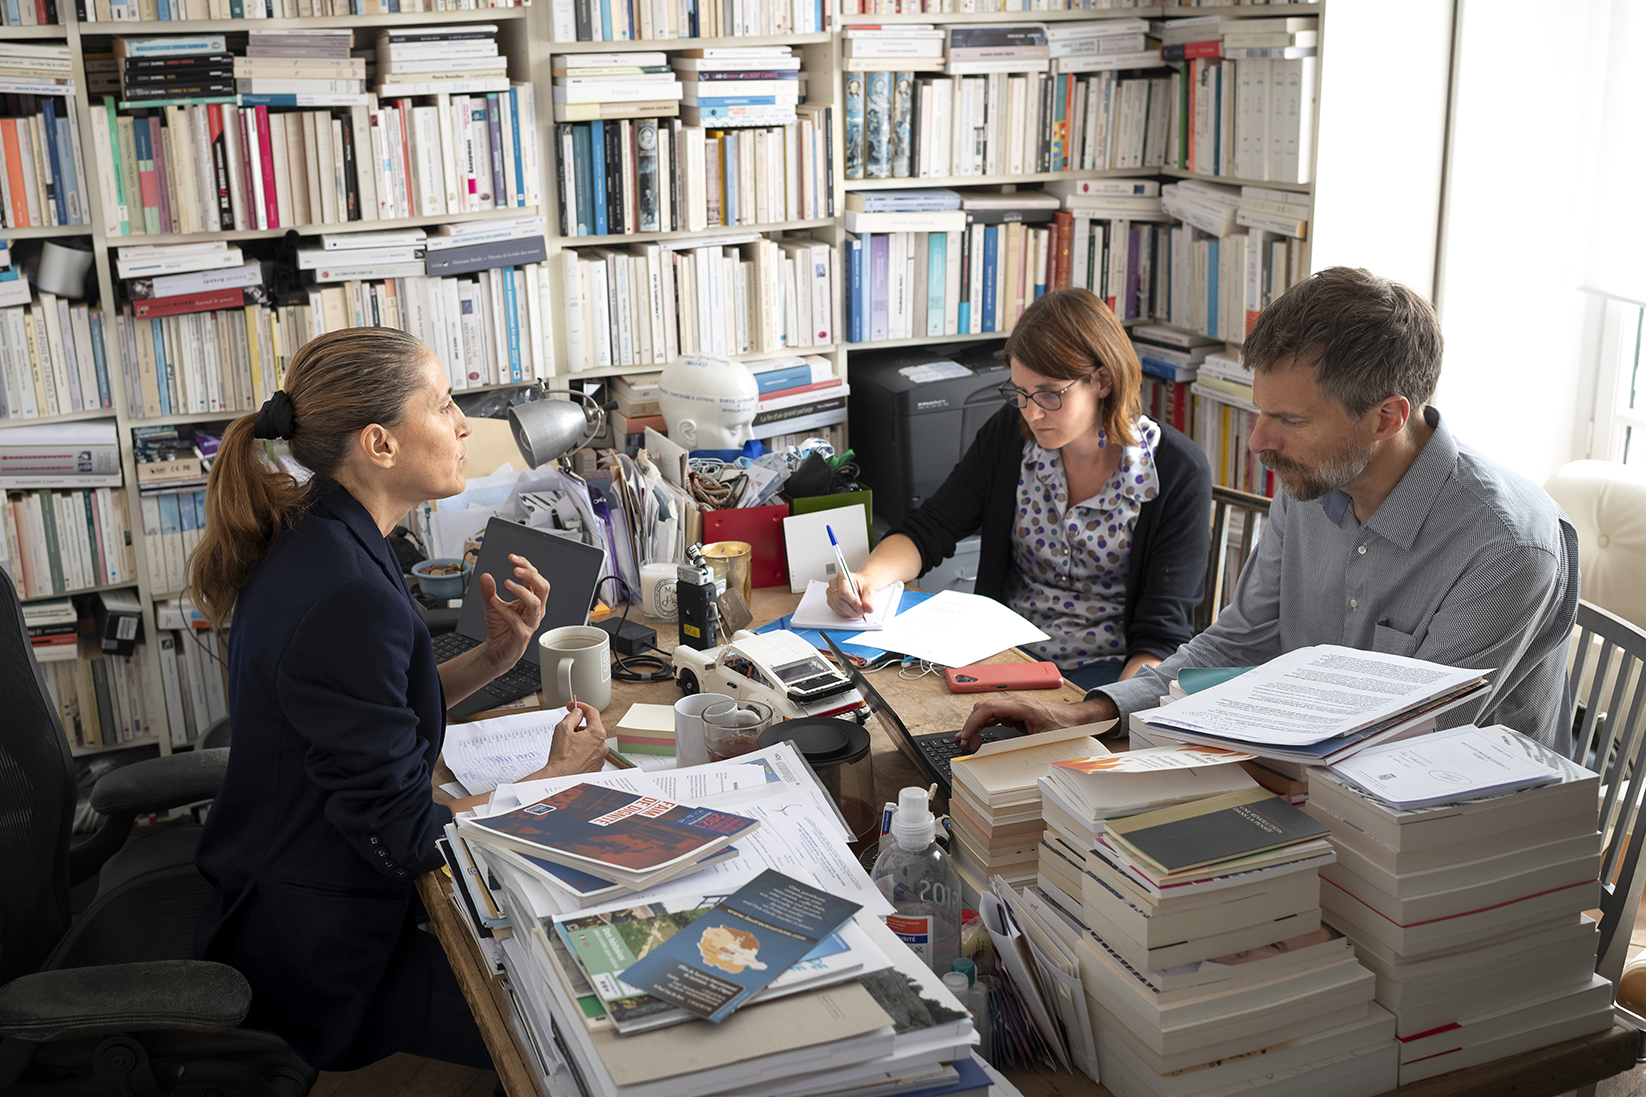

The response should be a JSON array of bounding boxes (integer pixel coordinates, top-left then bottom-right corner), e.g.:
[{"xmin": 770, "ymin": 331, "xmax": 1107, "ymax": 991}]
[{"xmin": 412, "ymin": 558, "xmax": 472, "ymax": 600}]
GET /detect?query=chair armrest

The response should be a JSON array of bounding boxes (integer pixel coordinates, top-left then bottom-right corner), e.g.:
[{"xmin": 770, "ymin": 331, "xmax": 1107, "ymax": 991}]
[
  {"xmin": 90, "ymin": 749, "xmax": 231, "ymax": 817},
  {"xmin": 0, "ymin": 961, "xmax": 249, "ymax": 1042}
]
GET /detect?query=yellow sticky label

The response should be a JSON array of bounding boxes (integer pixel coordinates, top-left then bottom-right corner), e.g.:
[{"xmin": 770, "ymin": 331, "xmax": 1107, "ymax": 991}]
[{"xmin": 683, "ymin": 624, "xmax": 700, "ymax": 638}]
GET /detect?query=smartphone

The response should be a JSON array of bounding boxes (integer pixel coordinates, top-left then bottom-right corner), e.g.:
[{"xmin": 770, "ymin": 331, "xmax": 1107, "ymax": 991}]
[{"xmin": 944, "ymin": 662, "xmax": 1066, "ymax": 693}]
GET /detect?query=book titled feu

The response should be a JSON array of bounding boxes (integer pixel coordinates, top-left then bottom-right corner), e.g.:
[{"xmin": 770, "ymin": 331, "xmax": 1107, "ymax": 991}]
[
  {"xmin": 619, "ymin": 869, "xmax": 861, "ymax": 1023},
  {"xmin": 456, "ymin": 783, "xmax": 760, "ymax": 888},
  {"xmin": 1106, "ymin": 788, "xmax": 1330, "ymax": 877}
]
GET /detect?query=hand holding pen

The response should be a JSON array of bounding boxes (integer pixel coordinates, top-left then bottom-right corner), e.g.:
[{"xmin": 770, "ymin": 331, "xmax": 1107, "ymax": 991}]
[{"xmin": 826, "ymin": 524, "xmax": 868, "ymax": 622}]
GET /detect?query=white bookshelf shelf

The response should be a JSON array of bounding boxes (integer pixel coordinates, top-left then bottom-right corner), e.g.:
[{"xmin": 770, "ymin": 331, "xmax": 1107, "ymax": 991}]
[
  {"xmin": 21, "ymin": 579, "xmax": 142, "ymax": 604},
  {"xmin": 831, "ymin": 2, "xmax": 1320, "ymax": 21},
  {"xmin": 104, "ymin": 206, "xmax": 542, "ymax": 247},
  {"xmin": 72, "ymin": 735, "xmax": 160, "ymax": 757},
  {"xmin": 1161, "ymin": 167, "xmax": 1312, "ymax": 192},
  {"xmin": 71, "ymin": 8, "xmax": 526, "ymax": 32},
  {"xmin": 2, "ymin": 224, "xmax": 96, "ymax": 239},
  {"xmin": 845, "ymin": 169, "xmax": 1135, "ymax": 191},
  {"xmin": 10, "ymin": 406, "xmax": 121, "ymax": 425}
]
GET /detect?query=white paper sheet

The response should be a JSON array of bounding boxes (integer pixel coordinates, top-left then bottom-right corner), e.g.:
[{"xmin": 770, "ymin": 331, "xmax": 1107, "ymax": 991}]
[
  {"xmin": 484, "ymin": 770, "xmax": 664, "ymax": 815},
  {"xmin": 1329, "ymin": 724, "xmax": 1563, "ymax": 808},
  {"xmin": 441, "ymin": 706, "xmax": 576, "ymax": 795},
  {"xmin": 789, "ymin": 579, "xmax": 903, "ymax": 631},
  {"xmin": 869, "ymin": 589, "xmax": 1050, "ymax": 668},
  {"xmin": 616, "ymin": 703, "xmax": 678, "ymax": 733},
  {"xmin": 782, "ymin": 506, "xmax": 871, "ymax": 594}
]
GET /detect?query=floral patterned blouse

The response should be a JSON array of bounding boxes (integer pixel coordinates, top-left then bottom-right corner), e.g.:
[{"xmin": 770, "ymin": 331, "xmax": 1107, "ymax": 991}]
[{"xmin": 1005, "ymin": 415, "xmax": 1162, "ymax": 669}]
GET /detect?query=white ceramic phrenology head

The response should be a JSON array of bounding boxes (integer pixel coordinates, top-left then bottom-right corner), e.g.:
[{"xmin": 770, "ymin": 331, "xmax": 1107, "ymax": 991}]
[{"xmin": 658, "ymin": 354, "xmax": 760, "ymax": 451}]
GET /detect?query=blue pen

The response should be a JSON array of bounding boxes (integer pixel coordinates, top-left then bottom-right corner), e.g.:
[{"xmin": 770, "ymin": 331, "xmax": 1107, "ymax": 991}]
[{"xmin": 827, "ymin": 524, "xmax": 867, "ymax": 622}]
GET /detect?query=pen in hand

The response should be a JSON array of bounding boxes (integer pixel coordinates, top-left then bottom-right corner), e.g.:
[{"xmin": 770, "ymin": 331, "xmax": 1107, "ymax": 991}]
[{"xmin": 827, "ymin": 524, "xmax": 867, "ymax": 622}]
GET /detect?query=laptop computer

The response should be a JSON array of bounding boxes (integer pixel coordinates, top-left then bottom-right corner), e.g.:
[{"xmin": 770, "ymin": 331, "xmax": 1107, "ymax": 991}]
[
  {"xmin": 431, "ymin": 517, "xmax": 606, "ymax": 720},
  {"xmin": 820, "ymin": 632, "xmax": 1023, "ymax": 798}
]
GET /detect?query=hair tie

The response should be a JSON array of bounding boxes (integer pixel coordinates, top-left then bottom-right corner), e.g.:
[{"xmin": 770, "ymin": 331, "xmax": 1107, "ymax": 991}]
[{"xmin": 253, "ymin": 390, "xmax": 296, "ymax": 440}]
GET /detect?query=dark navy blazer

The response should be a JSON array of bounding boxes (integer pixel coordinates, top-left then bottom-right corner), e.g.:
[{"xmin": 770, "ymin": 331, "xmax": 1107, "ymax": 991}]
[{"xmin": 194, "ymin": 479, "xmax": 453, "ymax": 1071}]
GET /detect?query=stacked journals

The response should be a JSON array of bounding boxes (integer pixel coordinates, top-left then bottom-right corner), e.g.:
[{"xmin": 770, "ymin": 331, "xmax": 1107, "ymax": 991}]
[
  {"xmin": 0, "ymin": 42, "xmax": 76, "ymax": 93},
  {"xmin": 115, "ymin": 35, "xmax": 234, "ymax": 104},
  {"xmin": 1033, "ymin": 771, "xmax": 1392, "ymax": 1097},
  {"xmin": 841, "ymin": 25, "xmax": 945, "ymax": 75},
  {"xmin": 0, "ymin": 87, "xmax": 89, "ymax": 229},
  {"xmin": 558, "ymin": 235, "xmax": 836, "ymax": 371},
  {"xmin": 373, "ymin": 24, "xmax": 510, "ymax": 98},
  {"xmin": 22, "ymin": 596, "xmax": 75, "ymax": 662},
  {"xmin": 86, "ymin": 0, "xmax": 528, "ymax": 22},
  {"xmin": 449, "ymin": 741, "xmax": 983, "ymax": 1097},
  {"xmin": 671, "ymin": 47, "xmax": 801, "ymax": 130},
  {"xmin": 1304, "ymin": 727, "xmax": 1613, "ymax": 1084},
  {"xmin": 1130, "ymin": 325, "xmax": 1215, "ymax": 436},
  {"xmin": 551, "ymin": 52, "xmax": 683, "ymax": 124},
  {"xmin": 845, "ymin": 188, "xmax": 1059, "ymax": 343},
  {"xmin": 948, "ymin": 725, "xmax": 1106, "ymax": 893}
]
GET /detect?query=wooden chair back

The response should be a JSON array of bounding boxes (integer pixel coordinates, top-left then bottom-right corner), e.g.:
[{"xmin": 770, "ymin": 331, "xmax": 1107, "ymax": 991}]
[
  {"xmin": 1197, "ymin": 486, "xmax": 1271, "ymax": 634},
  {"xmin": 1570, "ymin": 600, "xmax": 1646, "ymax": 989}
]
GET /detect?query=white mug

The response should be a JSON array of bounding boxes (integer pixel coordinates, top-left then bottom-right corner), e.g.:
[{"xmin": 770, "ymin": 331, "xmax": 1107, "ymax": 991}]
[
  {"xmin": 539, "ymin": 625, "xmax": 612, "ymax": 712},
  {"xmin": 674, "ymin": 692, "xmax": 734, "ymax": 769}
]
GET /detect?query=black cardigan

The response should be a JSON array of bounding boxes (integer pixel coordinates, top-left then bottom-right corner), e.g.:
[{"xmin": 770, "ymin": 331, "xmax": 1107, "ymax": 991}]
[{"xmin": 890, "ymin": 404, "xmax": 1213, "ymax": 662}]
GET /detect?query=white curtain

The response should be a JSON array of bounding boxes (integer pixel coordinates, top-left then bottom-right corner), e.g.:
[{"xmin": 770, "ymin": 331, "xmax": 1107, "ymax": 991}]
[{"xmin": 1582, "ymin": 0, "xmax": 1646, "ymax": 308}]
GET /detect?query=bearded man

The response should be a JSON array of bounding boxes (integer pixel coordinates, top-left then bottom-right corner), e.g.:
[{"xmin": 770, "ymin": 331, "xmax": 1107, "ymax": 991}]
[{"xmin": 959, "ymin": 266, "xmax": 1581, "ymax": 752}]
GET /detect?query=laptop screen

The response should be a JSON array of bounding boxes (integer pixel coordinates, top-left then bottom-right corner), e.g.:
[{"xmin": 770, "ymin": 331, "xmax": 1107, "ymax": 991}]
[
  {"xmin": 821, "ymin": 632, "xmax": 944, "ymax": 787},
  {"xmin": 455, "ymin": 517, "xmax": 606, "ymax": 666}
]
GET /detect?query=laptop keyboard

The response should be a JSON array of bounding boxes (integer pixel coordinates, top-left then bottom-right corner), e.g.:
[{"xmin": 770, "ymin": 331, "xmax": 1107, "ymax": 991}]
[
  {"xmin": 431, "ymin": 631, "xmax": 480, "ymax": 661},
  {"xmin": 430, "ymin": 631, "xmax": 539, "ymax": 705},
  {"xmin": 918, "ymin": 728, "xmax": 1018, "ymax": 782}
]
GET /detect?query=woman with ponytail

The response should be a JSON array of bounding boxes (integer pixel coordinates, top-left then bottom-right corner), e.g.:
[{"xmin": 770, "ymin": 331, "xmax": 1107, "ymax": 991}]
[{"xmin": 190, "ymin": 328, "xmax": 608, "ymax": 1072}]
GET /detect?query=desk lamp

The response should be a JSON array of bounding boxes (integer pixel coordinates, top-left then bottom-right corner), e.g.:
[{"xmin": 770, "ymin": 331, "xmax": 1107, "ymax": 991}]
[{"xmin": 507, "ymin": 388, "xmax": 614, "ymax": 468}]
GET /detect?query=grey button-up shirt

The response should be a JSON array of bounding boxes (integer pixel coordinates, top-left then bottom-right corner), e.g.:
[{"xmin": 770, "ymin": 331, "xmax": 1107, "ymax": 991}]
[{"xmin": 1098, "ymin": 408, "xmax": 1581, "ymax": 750}]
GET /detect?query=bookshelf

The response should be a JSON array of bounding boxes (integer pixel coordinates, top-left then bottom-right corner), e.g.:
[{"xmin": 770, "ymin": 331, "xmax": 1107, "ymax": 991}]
[{"xmin": 1, "ymin": 0, "xmax": 1325, "ymax": 753}]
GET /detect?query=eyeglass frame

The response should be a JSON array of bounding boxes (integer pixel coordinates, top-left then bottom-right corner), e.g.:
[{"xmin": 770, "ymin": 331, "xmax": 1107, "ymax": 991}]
[{"xmin": 998, "ymin": 372, "xmax": 1094, "ymax": 411}]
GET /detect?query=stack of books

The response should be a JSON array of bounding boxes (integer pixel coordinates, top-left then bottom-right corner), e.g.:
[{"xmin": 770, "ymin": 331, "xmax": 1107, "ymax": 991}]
[
  {"xmin": 944, "ymin": 24, "xmax": 1049, "ymax": 75},
  {"xmin": 1036, "ymin": 783, "xmax": 1392, "ymax": 1097},
  {"xmin": 608, "ymin": 371, "xmax": 661, "ymax": 437},
  {"xmin": 115, "ymin": 35, "xmax": 233, "ymax": 106},
  {"xmin": 558, "ymin": 236, "xmax": 836, "ymax": 372},
  {"xmin": 236, "ymin": 31, "xmax": 364, "ymax": 106},
  {"xmin": 948, "ymin": 725, "xmax": 1107, "ymax": 893},
  {"xmin": 0, "ymin": 41, "xmax": 75, "ymax": 94},
  {"xmin": 296, "ymin": 228, "xmax": 428, "ymax": 285},
  {"xmin": 841, "ymin": 25, "xmax": 945, "ymax": 74},
  {"xmin": 1305, "ymin": 726, "xmax": 1613, "ymax": 1084},
  {"xmin": 545, "ymin": 0, "xmax": 824, "ymax": 44},
  {"xmin": 672, "ymin": 46, "xmax": 800, "ymax": 128},
  {"xmin": 373, "ymin": 25, "xmax": 510, "ymax": 98},
  {"xmin": 1130, "ymin": 325, "xmax": 1215, "ymax": 436},
  {"xmin": 23, "ymin": 598, "xmax": 77, "ymax": 663},
  {"xmin": 551, "ymin": 52, "xmax": 683, "ymax": 124},
  {"xmin": 1043, "ymin": 19, "xmax": 1160, "ymax": 71}
]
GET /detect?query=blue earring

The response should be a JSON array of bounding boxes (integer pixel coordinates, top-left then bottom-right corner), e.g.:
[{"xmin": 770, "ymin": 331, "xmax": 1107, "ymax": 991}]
[{"xmin": 1097, "ymin": 428, "xmax": 1107, "ymax": 449}]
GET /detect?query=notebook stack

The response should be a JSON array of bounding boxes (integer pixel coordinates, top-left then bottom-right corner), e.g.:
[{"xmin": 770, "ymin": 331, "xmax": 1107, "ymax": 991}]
[
  {"xmin": 235, "ymin": 32, "xmax": 364, "ymax": 107},
  {"xmin": 118, "ymin": 241, "xmax": 263, "ymax": 315},
  {"xmin": 551, "ymin": 53, "xmax": 684, "ymax": 123},
  {"xmin": 672, "ymin": 46, "xmax": 800, "ymax": 128},
  {"xmin": 1042, "ymin": 19, "xmax": 1162, "ymax": 73},
  {"xmin": 1304, "ymin": 725, "xmax": 1612, "ymax": 1084},
  {"xmin": 1033, "ymin": 783, "xmax": 1393, "ymax": 1097},
  {"xmin": 947, "ymin": 725, "xmax": 1106, "ymax": 894},
  {"xmin": 0, "ymin": 42, "xmax": 75, "ymax": 94},
  {"xmin": 294, "ymin": 228, "xmax": 427, "ymax": 284},
  {"xmin": 374, "ymin": 25, "xmax": 511, "ymax": 98},
  {"xmin": 943, "ymin": 24, "xmax": 1049, "ymax": 76},
  {"xmin": 114, "ymin": 36, "xmax": 233, "ymax": 106}
]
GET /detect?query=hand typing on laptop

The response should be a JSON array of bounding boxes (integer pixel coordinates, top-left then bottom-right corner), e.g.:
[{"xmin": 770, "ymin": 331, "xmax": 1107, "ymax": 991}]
[{"xmin": 956, "ymin": 694, "xmax": 1119, "ymax": 752}]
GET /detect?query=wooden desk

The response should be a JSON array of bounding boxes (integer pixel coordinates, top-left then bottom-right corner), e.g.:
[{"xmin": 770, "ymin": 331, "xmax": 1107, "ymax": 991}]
[{"xmin": 419, "ymin": 590, "xmax": 1642, "ymax": 1097}]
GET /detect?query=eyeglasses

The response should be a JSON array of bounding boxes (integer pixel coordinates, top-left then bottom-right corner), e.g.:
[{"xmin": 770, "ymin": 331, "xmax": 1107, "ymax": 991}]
[{"xmin": 998, "ymin": 374, "xmax": 1090, "ymax": 411}]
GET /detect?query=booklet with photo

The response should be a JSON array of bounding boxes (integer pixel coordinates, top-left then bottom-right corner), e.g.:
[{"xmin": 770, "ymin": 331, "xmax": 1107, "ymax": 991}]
[{"xmin": 619, "ymin": 869, "xmax": 862, "ymax": 1023}]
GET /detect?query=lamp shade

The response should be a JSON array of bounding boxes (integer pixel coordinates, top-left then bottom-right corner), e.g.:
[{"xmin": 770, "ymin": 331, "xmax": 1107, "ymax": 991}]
[{"xmin": 507, "ymin": 396, "xmax": 601, "ymax": 468}]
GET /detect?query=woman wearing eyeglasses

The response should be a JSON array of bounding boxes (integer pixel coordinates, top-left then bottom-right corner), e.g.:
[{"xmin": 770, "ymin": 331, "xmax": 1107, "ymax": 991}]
[{"xmin": 827, "ymin": 287, "xmax": 1212, "ymax": 690}]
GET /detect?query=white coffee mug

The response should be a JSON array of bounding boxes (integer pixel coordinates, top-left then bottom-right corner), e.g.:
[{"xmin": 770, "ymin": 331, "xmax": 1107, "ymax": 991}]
[
  {"xmin": 539, "ymin": 625, "xmax": 612, "ymax": 712},
  {"xmin": 674, "ymin": 692, "xmax": 733, "ymax": 769}
]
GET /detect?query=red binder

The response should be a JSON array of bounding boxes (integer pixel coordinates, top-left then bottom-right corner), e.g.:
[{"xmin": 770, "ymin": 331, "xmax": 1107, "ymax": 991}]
[{"xmin": 702, "ymin": 503, "xmax": 790, "ymax": 589}]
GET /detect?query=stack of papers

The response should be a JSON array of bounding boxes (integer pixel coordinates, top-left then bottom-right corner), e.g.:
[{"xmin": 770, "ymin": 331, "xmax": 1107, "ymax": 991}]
[
  {"xmin": 947, "ymin": 725, "xmax": 1108, "ymax": 893},
  {"xmin": 1304, "ymin": 726, "xmax": 1610, "ymax": 1084},
  {"xmin": 615, "ymin": 702, "xmax": 678, "ymax": 756},
  {"xmin": 871, "ymin": 589, "xmax": 1049, "ymax": 668},
  {"xmin": 1140, "ymin": 646, "xmax": 1490, "ymax": 766}
]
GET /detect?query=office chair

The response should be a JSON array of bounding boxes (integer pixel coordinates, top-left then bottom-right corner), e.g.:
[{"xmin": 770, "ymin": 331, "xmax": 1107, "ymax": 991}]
[{"xmin": 0, "ymin": 566, "xmax": 313, "ymax": 1097}]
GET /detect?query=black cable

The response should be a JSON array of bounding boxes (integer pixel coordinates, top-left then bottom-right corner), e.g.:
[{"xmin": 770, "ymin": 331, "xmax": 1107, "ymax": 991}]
[{"xmin": 592, "ymin": 575, "xmax": 674, "ymax": 684}]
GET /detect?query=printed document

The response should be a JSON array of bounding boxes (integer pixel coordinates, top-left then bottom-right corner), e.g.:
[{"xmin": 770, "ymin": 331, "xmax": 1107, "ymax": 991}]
[
  {"xmin": 871, "ymin": 589, "xmax": 1050, "ymax": 667},
  {"xmin": 444, "ymin": 705, "xmax": 623, "ymax": 795},
  {"xmin": 1329, "ymin": 724, "xmax": 1563, "ymax": 808}
]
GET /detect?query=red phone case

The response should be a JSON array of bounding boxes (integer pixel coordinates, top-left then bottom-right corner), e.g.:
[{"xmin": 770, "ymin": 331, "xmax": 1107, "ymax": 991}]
[{"xmin": 944, "ymin": 662, "xmax": 1066, "ymax": 692}]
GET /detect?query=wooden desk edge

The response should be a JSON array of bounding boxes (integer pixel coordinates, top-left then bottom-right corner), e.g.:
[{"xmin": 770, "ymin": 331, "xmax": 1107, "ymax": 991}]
[
  {"xmin": 1374, "ymin": 1022, "xmax": 1642, "ymax": 1097},
  {"xmin": 418, "ymin": 870, "xmax": 548, "ymax": 1097}
]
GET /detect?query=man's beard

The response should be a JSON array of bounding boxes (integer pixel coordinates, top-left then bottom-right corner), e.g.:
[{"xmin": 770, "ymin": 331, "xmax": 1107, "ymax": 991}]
[{"xmin": 1257, "ymin": 436, "xmax": 1375, "ymax": 502}]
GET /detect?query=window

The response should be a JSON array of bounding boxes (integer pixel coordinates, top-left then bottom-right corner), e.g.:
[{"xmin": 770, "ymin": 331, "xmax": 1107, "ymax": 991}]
[{"xmin": 1591, "ymin": 297, "xmax": 1646, "ymax": 467}]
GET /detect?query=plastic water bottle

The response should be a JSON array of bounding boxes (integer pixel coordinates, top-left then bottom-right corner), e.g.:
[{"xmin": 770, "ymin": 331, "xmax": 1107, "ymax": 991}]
[
  {"xmin": 871, "ymin": 787, "xmax": 962, "ymax": 974},
  {"xmin": 945, "ymin": 960, "xmax": 990, "ymax": 1056}
]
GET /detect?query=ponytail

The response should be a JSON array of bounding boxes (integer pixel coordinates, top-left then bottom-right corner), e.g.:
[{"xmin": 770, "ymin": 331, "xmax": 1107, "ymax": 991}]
[{"xmin": 188, "ymin": 327, "xmax": 433, "ymax": 626}]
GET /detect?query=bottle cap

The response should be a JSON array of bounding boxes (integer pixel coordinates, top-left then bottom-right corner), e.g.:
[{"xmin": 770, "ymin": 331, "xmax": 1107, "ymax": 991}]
[
  {"xmin": 941, "ymin": 971, "xmax": 970, "ymax": 997},
  {"xmin": 950, "ymin": 957, "xmax": 977, "ymax": 987},
  {"xmin": 890, "ymin": 786, "xmax": 935, "ymax": 850}
]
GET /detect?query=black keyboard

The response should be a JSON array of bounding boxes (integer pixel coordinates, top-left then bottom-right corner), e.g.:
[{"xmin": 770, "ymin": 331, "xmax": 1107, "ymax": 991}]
[
  {"xmin": 431, "ymin": 630, "xmax": 541, "ymax": 717},
  {"xmin": 431, "ymin": 631, "xmax": 480, "ymax": 661},
  {"xmin": 915, "ymin": 727, "xmax": 1022, "ymax": 783}
]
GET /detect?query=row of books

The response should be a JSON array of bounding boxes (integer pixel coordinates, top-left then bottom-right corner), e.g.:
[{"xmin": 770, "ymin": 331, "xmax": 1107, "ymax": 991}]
[
  {"xmin": 559, "ymin": 236, "xmax": 837, "ymax": 373},
  {"xmin": 1180, "ymin": 53, "xmax": 1317, "ymax": 186},
  {"xmin": 837, "ymin": 0, "xmax": 1168, "ymax": 13},
  {"xmin": 1, "ymin": 96, "xmax": 90, "ymax": 229},
  {"xmin": 0, "ymin": 0, "xmax": 65, "ymax": 24},
  {"xmin": 545, "ymin": 0, "xmax": 826, "ymax": 42},
  {"xmin": 157, "ymin": 622, "xmax": 228, "ymax": 747},
  {"xmin": 136, "ymin": 484, "xmax": 202, "ymax": 596},
  {"xmin": 0, "ymin": 293, "xmax": 115, "ymax": 421},
  {"xmin": 1194, "ymin": 383, "xmax": 1274, "ymax": 496},
  {"xmin": 41, "ymin": 639, "xmax": 155, "ymax": 750},
  {"xmin": 552, "ymin": 110, "xmax": 834, "ymax": 239},
  {"xmin": 81, "ymin": 0, "xmax": 525, "ymax": 21},
  {"xmin": 2, "ymin": 485, "xmax": 138, "ymax": 599}
]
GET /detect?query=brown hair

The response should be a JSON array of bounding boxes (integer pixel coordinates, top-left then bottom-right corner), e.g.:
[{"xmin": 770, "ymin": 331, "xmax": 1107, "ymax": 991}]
[
  {"xmin": 1003, "ymin": 288, "xmax": 1142, "ymax": 447},
  {"xmin": 188, "ymin": 327, "xmax": 433, "ymax": 626},
  {"xmin": 1243, "ymin": 266, "xmax": 1443, "ymax": 420}
]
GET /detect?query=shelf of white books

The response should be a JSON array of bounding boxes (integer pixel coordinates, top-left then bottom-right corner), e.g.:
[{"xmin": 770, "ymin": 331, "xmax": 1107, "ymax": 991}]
[
  {"xmin": 566, "ymin": 217, "xmax": 834, "ymax": 248},
  {"xmin": 93, "ymin": 8, "xmax": 528, "ymax": 33},
  {"xmin": 547, "ymin": 31, "xmax": 830, "ymax": 54},
  {"xmin": 560, "ymin": 343, "xmax": 838, "ymax": 381},
  {"xmin": 21, "ymin": 579, "xmax": 142, "ymax": 605},
  {"xmin": 843, "ymin": 168, "xmax": 1135, "ymax": 191},
  {"xmin": 834, "ymin": 9, "xmax": 1158, "ymax": 22},
  {"xmin": 1160, "ymin": 167, "xmax": 1312, "ymax": 193},
  {"xmin": 71, "ymin": 734, "xmax": 159, "ymax": 757},
  {"xmin": 121, "ymin": 206, "xmax": 543, "ymax": 248}
]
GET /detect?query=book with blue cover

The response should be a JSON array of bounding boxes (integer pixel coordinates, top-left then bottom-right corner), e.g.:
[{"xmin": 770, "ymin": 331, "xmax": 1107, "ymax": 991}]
[
  {"xmin": 619, "ymin": 869, "xmax": 862, "ymax": 1023},
  {"xmin": 457, "ymin": 782, "xmax": 760, "ymax": 888}
]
